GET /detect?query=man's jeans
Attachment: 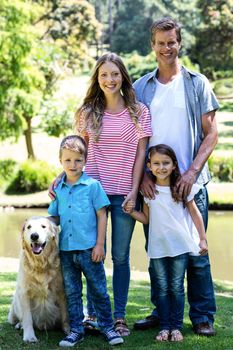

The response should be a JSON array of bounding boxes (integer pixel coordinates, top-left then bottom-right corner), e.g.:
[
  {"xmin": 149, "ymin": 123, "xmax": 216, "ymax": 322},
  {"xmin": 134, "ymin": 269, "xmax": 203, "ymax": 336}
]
[
  {"xmin": 60, "ymin": 249, "xmax": 113, "ymax": 334},
  {"xmin": 87, "ymin": 195, "xmax": 138, "ymax": 319},
  {"xmin": 150, "ymin": 253, "xmax": 189, "ymax": 330},
  {"xmin": 148, "ymin": 187, "xmax": 216, "ymax": 325}
]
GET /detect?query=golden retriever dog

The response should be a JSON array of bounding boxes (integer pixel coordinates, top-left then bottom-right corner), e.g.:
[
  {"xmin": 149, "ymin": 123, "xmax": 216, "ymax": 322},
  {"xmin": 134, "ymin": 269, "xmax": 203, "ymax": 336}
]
[{"xmin": 8, "ymin": 216, "xmax": 69, "ymax": 342}]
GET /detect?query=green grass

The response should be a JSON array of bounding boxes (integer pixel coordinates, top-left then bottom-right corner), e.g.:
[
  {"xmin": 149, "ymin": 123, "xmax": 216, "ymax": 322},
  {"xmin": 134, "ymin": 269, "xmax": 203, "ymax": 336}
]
[{"xmin": 0, "ymin": 273, "xmax": 233, "ymax": 350}]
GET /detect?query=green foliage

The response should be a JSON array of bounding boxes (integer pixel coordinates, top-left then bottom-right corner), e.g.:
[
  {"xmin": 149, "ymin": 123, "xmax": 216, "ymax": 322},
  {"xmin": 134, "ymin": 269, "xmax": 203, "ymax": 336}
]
[
  {"xmin": 123, "ymin": 52, "xmax": 199, "ymax": 82},
  {"xmin": 0, "ymin": 1, "xmax": 42, "ymax": 141},
  {"xmin": 123, "ymin": 52, "xmax": 156, "ymax": 82},
  {"xmin": 208, "ymin": 156, "xmax": 233, "ymax": 182},
  {"xmin": 40, "ymin": 98, "xmax": 77, "ymax": 137},
  {"xmin": 212, "ymin": 70, "xmax": 233, "ymax": 80},
  {"xmin": 110, "ymin": 0, "xmax": 154, "ymax": 55},
  {"xmin": 194, "ymin": 0, "xmax": 233, "ymax": 76},
  {"xmin": 0, "ymin": 0, "xmax": 100, "ymax": 159},
  {"xmin": 179, "ymin": 56, "xmax": 200, "ymax": 72},
  {"xmin": 0, "ymin": 159, "xmax": 17, "ymax": 186},
  {"xmin": 6, "ymin": 160, "xmax": 57, "ymax": 194},
  {"xmin": 219, "ymin": 101, "xmax": 233, "ymax": 112},
  {"xmin": 41, "ymin": 0, "xmax": 101, "ymax": 70},
  {"xmin": 213, "ymin": 78, "xmax": 233, "ymax": 97}
]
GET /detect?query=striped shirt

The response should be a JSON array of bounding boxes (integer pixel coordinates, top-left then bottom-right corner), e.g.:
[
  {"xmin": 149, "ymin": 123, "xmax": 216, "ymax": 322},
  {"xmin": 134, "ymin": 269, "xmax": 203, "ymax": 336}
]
[{"xmin": 78, "ymin": 103, "xmax": 152, "ymax": 195}]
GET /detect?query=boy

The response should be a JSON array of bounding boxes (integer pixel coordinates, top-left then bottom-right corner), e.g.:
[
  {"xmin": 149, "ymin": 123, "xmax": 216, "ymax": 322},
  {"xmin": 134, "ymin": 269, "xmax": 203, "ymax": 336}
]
[{"xmin": 48, "ymin": 135, "xmax": 123, "ymax": 347}]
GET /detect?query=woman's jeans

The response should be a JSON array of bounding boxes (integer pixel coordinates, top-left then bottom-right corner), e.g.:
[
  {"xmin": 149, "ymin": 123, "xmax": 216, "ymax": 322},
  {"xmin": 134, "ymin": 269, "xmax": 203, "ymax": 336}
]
[
  {"xmin": 60, "ymin": 250, "xmax": 113, "ymax": 334},
  {"xmin": 87, "ymin": 195, "xmax": 137, "ymax": 319},
  {"xmin": 149, "ymin": 187, "xmax": 216, "ymax": 325},
  {"xmin": 150, "ymin": 254, "xmax": 189, "ymax": 330}
]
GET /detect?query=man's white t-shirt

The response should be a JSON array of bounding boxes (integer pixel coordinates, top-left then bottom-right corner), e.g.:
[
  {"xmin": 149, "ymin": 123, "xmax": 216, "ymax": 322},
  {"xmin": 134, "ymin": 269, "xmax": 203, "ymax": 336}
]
[
  {"xmin": 145, "ymin": 184, "xmax": 201, "ymax": 259},
  {"xmin": 149, "ymin": 73, "xmax": 193, "ymax": 174}
]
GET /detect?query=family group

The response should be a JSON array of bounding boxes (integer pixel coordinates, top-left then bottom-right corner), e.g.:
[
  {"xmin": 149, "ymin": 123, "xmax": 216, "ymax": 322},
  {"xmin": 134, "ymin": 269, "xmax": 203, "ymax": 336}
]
[{"xmin": 48, "ymin": 17, "xmax": 219, "ymax": 347}]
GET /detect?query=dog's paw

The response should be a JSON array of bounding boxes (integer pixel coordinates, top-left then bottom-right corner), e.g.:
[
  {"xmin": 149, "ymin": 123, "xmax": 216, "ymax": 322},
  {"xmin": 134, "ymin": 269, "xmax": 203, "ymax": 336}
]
[{"xmin": 23, "ymin": 332, "xmax": 38, "ymax": 343}]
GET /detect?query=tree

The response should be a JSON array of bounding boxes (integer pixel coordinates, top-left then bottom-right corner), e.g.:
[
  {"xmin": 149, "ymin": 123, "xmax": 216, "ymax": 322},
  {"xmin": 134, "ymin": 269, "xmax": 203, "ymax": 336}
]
[
  {"xmin": 0, "ymin": 1, "xmax": 46, "ymax": 159},
  {"xmin": 39, "ymin": 0, "xmax": 101, "ymax": 69},
  {"xmin": 194, "ymin": 0, "xmax": 233, "ymax": 76},
  {"xmin": 100, "ymin": 0, "xmax": 198, "ymax": 56},
  {"xmin": 0, "ymin": 0, "xmax": 100, "ymax": 159},
  {"xmin": 110, "ymin": 0, "xmax": 156, "ymax": 55}
]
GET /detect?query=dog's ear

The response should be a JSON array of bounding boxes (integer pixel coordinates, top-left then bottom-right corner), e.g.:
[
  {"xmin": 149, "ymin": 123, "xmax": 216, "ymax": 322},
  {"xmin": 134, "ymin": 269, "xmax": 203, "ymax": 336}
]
[
  {"xmin": 21, "ymin": 220, "xmax": 27, "ymax": 249},
  {"xmin": 49, "ymin": 220, "xmax": 60, "ymax": 238},
  {"xmin": 21, "ymin": 220, "xmax": 27, "ymax": 238}
]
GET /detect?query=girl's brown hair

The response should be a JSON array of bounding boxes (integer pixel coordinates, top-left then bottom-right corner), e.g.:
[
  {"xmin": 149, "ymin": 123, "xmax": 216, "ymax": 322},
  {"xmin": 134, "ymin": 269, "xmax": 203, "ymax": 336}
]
[
  {"xmin": 74, "ymin": 52, "xmax": 141, "ymax": 141},
  {"xmin": 147, "ymin": 144, "xmax": 181, "ymax": 203}
]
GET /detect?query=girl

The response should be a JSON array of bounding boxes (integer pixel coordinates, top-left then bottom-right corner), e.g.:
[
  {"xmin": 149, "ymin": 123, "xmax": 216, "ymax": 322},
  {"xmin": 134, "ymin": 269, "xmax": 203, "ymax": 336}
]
[
  {"xmin": 74, "ymin": 52, "xmax": 152, "ymax": 336},
  {"xmin": 125, "ymin": 144, "xmax": 208, "ymax": 342}
]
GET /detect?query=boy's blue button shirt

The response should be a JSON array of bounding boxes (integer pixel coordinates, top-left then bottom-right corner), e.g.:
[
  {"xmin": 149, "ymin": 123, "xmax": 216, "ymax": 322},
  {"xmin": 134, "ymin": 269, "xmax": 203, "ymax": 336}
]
[{"xmin": 48, "ymin": 172, "xmax": 110, "ymax": 251}]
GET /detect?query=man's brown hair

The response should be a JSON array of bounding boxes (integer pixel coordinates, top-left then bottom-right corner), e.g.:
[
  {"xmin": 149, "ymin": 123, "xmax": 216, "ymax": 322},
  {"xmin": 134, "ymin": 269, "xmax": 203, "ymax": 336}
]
[{"xmin": 151, "ymin": 17, "xmax": 182, "ymax": 44}]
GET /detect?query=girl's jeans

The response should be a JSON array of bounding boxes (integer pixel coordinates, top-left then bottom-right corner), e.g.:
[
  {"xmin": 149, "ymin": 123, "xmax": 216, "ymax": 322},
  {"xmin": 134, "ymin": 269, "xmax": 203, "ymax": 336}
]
[{"xmin": 150, "ymin": 253, "xmax": 189, "ymax": 330}]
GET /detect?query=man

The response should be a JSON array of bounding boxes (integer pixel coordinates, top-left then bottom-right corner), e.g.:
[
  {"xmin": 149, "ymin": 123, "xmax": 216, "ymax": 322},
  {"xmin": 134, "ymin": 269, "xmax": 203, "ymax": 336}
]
[{"xmin": 133, "ymin": 17, "xmax": 218, "ymax": 336}]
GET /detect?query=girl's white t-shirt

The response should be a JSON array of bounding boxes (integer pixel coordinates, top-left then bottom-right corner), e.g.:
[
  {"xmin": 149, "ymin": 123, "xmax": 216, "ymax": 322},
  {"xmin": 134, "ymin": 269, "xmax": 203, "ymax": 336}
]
[{"xmin": 145, "ymin": 184, "xmax": 202, "ymax": 259}]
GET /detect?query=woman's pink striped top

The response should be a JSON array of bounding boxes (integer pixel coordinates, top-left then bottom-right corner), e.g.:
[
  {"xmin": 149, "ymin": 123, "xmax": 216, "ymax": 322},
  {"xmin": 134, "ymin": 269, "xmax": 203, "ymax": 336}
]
[{"xmin": 78, "ymin": 103, "xmax": 152, "ymax": 195}]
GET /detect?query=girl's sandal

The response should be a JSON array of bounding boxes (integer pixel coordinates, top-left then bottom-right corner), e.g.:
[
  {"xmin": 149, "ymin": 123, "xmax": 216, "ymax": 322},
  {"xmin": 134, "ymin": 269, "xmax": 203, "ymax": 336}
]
[
  {"xmin": 114, "ymin": 318, "xmax": 130, "ymax": 336},
  {"xmin": 170, "ymin": 329, "xmax": 183, "ymax": 342},
  {"xmin": 155, "ymin": 329, "xmax": 170, "ymax": 341}
]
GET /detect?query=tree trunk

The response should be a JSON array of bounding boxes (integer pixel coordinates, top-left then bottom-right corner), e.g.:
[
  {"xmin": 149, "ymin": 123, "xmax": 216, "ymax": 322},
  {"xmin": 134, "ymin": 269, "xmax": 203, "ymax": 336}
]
[
  {"xmin": 24, "ymin": 117, "xmax": 36, "ymax": 159},
  {"xmin": 108, "ymin": 0, "xmax": 113, "ymax": 47}
]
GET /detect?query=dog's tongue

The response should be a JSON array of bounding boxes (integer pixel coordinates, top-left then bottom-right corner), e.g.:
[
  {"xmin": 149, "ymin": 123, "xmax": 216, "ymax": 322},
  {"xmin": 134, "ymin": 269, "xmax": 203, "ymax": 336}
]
[{"xmin": 32, "ymin": 244, "xmax": 43, "ymax": 254}]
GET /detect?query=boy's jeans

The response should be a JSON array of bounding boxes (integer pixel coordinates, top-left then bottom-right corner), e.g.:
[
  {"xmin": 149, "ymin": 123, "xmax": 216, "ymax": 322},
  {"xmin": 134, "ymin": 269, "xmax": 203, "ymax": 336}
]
[
  {"xmin": 150, "ymin": 253, "xmax": 189, "ymax": 330},
  {"xmin": 60, "ymin": 249, "xmax": 113, "ymax": 334}
]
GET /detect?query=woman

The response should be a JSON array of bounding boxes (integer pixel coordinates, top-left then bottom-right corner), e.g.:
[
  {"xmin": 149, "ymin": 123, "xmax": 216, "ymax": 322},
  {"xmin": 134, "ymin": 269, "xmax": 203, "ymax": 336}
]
[
  {"xmin": 75, "ymin": 52, "xmax": 152, "ymax": 336},
  {"xmin": 51, "ymin": 52, "xmax": 152, "ymax": 335}
]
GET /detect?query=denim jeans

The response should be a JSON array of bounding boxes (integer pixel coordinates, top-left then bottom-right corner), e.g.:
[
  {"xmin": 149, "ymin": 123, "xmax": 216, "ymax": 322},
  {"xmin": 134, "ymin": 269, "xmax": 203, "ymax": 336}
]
[
  {"xmin": 148, "ymin": 187, "xmax": 216, "ymax": 325},
  {"xmin": 109, "ymin": 195, "xmax": 138, "ymax": 318},
  {"xmin": 60, "ymin": 249, "xmax": 113, "ymax": 333},
  {"xmin": 150, "ymin": 254, "xmax": 189, "ymax": 330},
  {"xmin": 86, "ymin": 195, "xmax": 138, "ymax": 319}
]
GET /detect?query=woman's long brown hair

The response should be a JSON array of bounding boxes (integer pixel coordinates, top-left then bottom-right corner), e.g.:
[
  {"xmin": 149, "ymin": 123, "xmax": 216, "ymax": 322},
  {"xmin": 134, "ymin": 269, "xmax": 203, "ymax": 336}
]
[{"xmin": 74, "ymin": 52, "xmax": 141, "ymax": 141}]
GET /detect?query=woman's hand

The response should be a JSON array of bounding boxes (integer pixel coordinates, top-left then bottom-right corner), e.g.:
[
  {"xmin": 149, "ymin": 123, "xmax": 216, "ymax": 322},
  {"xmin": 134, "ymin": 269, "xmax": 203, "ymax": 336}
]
[
  {"xmin": 48, "ymin": 172, "xmax": 64, "ymax": 200},
  {"xmin": 124, "ymin": 199, "xmax": 135, "ymax": 214},
  {"xmin": 122, "ymin": 190, "xmax": 137, "ymax": 213}
]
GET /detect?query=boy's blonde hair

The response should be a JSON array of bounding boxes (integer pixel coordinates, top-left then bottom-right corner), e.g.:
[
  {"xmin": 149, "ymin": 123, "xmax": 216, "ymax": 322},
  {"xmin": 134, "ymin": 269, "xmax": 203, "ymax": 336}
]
[{"xmin": 59, "ymin": 135, "xmax": 87, "ymax": 159}]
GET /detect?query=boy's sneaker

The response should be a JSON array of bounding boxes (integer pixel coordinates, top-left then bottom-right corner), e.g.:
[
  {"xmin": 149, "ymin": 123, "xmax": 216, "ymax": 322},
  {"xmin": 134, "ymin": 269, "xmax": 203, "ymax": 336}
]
[
  {"xmin": 104, "ymin": 328, "xmax": 124, "ymax": 345},
  {"xmin": 59, "ymin": 331, "xmax": 84, "ymax": 347}
]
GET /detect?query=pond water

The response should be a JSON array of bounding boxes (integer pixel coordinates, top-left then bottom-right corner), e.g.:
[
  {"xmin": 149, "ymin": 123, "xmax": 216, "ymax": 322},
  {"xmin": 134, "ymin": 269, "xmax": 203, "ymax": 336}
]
[{"xmin": 0, "ymin": 209, "xmax": 232, "ymax": 282}]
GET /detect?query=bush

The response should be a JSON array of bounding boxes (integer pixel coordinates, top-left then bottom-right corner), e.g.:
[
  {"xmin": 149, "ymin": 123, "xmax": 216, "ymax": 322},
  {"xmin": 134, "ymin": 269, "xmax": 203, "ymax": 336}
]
[
  {"xmin": 123, "ymin": 52, "xmax": 200, "ymax": 83},
  {"xmin": 0, "ymin": 159, "xmax": 17, "ymax": 186},
  {"xmin": 6, "ymin": 160, "xmax": 57, "ymax": 194},
  {"xmin": 208, "ymin": 156, "xmax": 233, "ymax": 182},
  {"xmin": 213, "ymin": 78, "xmax": 233, "ymax": 97},
  {"xmin": 123, "ymin": 52, "xmax": 155, "ymax": 82}
]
